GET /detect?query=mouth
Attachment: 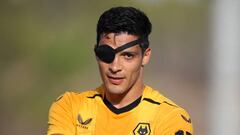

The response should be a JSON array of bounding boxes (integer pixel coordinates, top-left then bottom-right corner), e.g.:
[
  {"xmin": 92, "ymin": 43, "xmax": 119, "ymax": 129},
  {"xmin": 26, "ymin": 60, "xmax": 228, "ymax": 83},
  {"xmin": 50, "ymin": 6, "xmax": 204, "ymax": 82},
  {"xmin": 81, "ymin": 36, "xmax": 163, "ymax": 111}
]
[{"xmin": 107, "ymin": 75, "xmax": 124, "ymax": 85}]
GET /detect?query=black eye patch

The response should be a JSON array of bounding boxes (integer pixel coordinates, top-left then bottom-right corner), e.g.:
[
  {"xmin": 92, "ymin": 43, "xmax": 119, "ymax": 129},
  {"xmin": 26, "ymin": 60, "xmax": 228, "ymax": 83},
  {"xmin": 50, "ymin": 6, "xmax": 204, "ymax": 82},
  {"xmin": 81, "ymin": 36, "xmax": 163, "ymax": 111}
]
[{"xmin": 94, "ymin": 38, "xmax": 143, "ymax": 63}]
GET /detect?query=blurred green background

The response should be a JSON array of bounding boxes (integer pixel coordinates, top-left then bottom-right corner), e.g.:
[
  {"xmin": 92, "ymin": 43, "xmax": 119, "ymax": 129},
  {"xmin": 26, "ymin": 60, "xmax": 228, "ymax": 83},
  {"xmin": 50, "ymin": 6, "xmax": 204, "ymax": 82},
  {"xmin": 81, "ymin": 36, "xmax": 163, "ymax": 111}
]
[{"xmin": 0, "ymin": 0, "xmax": 209, "ymax": 134}]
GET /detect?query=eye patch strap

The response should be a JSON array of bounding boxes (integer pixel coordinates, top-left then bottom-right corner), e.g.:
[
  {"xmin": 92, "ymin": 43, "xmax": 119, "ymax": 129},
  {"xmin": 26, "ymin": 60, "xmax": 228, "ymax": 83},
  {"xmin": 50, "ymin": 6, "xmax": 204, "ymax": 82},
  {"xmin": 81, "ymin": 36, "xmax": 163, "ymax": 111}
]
[
  {"xmin": 94, "ymin": 38, "xmax": 145, "ymax": 63},
  {"xmin": 114, "ymin": 38, "xmax": 143, "ymax": 53}
]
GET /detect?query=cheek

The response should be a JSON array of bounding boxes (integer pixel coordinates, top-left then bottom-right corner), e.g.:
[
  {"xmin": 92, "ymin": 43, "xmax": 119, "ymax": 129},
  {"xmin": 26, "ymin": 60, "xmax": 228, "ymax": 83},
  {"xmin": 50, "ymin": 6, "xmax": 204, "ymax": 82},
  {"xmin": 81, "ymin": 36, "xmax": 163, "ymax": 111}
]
[
  {"xmin": 125, "ymin": 60, "xmax": 142, "ymax": 77},
  {"xmin": 98, "ymin": 62, "xmax": 108, "ymax": 75}
]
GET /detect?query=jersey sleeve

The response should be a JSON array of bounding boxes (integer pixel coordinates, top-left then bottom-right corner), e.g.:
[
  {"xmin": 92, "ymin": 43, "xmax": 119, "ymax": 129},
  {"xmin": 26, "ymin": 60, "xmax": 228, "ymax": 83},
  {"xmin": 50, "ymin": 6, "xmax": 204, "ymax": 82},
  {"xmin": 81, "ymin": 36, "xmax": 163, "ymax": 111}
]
[
  {"xmin": 156, "ymin": 108, "xmax": 193, "ymax": 135},
  {"xmin": 47, "ymin": 92, "xmax": 76, "ymax": 135}
]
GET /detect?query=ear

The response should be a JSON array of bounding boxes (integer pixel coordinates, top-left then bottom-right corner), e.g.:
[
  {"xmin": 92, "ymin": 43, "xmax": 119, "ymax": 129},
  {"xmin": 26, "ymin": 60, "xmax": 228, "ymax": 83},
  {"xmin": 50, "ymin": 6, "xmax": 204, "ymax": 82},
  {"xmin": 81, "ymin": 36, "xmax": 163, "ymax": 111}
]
[{"xmin": 142, "ymin": 48, "xmax": 151, "ymax": 66}]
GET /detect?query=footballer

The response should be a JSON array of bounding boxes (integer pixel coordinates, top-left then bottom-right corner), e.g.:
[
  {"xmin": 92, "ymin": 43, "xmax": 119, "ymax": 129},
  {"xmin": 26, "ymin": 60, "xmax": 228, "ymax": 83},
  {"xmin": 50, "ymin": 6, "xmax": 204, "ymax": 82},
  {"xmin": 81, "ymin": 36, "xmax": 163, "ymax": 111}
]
[{"xmin": 47, "ymin": 6, "xmax": 193, "ymax": 135}]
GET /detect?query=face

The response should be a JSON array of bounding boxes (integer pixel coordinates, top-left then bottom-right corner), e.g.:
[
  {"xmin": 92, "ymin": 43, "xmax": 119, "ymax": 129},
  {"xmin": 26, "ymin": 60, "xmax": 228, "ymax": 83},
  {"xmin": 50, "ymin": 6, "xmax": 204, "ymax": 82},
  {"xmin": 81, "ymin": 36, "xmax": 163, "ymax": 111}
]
[{"xmin": 96, "ymin": 32, "xmax": 151, "ymax": 96}]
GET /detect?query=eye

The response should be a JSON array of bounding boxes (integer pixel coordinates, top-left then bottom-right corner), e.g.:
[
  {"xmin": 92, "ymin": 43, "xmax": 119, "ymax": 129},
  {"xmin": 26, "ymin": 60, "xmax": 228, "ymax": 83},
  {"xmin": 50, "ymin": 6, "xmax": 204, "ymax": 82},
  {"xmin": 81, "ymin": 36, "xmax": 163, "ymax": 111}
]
[{"xmin": 121, "ymin": 52, "xmax": 134, "ymax": 60}]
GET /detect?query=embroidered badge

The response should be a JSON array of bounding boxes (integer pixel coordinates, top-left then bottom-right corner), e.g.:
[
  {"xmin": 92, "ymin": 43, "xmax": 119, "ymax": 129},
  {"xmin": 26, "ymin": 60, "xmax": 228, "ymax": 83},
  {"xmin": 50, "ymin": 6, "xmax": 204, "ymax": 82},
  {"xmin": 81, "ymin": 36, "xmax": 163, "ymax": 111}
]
[{"xmin": 133, "ymin": 123, "xmax": 151, "ymax": 135}]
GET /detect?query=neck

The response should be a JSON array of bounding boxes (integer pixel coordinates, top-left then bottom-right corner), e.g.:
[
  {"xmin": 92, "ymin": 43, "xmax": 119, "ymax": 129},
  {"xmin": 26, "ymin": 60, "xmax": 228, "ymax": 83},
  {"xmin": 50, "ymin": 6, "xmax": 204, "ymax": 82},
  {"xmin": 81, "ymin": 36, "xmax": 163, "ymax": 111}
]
[{"xmin": 105, "ymin": 75, "xmax": 145, "ymax": 109}]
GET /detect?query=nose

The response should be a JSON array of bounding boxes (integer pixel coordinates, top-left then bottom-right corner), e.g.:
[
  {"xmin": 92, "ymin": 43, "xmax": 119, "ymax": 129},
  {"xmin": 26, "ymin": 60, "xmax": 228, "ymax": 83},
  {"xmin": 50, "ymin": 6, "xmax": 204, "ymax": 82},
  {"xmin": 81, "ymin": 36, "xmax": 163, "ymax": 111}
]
[{"xmin": 109, "ymin": 55, "xmax": 122, "ymax": 73}]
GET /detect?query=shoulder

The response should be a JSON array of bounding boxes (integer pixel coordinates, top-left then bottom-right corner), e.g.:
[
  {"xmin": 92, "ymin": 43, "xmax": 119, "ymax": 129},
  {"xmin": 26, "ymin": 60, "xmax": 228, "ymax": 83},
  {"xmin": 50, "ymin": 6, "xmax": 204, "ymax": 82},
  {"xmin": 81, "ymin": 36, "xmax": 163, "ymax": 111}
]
[
  {"xmin": 47, "ymin": 88, "xmax": 101, "ymax": 135},
  {"xmin": 143, "ymin": 85, "xmax": 191, "ymax": 120},
  {"xmin": 144, "ymin": 86, "xmax": 193, "ymax": 134},
  {"xmin": 143, "ymin": 85, "xmax": 178, "ymax": 108},
  {"xmin": 62, "ymin": 89, "xmax": 100, "ymax": 99},
  {"xmin": 49, "ymin": 87, "xmax": 102, "ymax": 116},
  {"xmin": 50, "ymin": 87, "xmax": 103, "ymax": 110}
]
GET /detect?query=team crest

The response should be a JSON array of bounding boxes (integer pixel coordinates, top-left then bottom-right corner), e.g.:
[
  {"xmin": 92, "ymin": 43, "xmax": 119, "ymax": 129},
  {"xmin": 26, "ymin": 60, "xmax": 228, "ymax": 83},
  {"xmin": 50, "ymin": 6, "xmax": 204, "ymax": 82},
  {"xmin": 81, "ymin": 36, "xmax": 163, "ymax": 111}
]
[{"xmin": 133, "ymin": 123, "xmax": 151, "ymax": 135}]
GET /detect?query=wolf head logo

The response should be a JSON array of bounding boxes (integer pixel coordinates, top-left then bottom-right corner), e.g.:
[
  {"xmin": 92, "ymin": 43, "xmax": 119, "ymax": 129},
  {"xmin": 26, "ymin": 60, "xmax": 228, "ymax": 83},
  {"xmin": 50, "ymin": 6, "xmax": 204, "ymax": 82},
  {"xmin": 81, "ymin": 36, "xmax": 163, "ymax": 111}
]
[
  {"xmin": 137, "ymin": 125, "xmax": 148, "ymax": 135},
  {"xmin": 133, "ymin": 123, "xmax": 151, "ymax": 135}
]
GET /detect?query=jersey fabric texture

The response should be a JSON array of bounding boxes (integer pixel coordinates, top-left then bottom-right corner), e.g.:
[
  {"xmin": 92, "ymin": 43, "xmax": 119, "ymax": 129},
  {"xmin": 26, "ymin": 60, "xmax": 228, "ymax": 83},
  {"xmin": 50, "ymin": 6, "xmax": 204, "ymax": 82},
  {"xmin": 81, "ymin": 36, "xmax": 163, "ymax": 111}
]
[{"xmin": 47, "ymin": 85, "xmax": 193, "ymax": 135}]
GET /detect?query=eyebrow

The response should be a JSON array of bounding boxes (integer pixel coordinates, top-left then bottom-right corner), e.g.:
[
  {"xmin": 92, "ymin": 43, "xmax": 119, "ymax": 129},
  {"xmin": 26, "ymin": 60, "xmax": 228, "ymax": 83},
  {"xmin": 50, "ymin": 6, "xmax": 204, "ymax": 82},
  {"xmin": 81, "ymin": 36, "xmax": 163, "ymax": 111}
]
[
  {"xmin": 101, "ymin": 33, "xmax": 123, "ymax": 45},
  {"xmin": 120, "ymin": 50, "xmax": 139, "ymax": 55}
]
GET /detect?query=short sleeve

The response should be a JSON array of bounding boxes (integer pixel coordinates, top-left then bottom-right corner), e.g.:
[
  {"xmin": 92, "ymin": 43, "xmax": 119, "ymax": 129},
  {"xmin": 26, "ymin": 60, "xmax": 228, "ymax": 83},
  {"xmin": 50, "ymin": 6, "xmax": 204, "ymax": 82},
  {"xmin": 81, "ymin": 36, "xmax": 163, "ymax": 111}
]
[
  {"xmin": 47, "ymin": 92, "xmax": 76, "ymax": 135},
  {"xmin": 155, "ymin": 108, "xmax": 193, "ymax": 135}
]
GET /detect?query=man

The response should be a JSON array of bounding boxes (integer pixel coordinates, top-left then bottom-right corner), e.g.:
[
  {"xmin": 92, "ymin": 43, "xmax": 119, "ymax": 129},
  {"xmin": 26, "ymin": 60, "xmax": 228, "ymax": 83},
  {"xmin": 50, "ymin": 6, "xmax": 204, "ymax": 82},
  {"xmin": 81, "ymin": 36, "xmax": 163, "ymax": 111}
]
[{"xmin": 47, "ymin": 6, "xmax": 193, "ymax": 135}]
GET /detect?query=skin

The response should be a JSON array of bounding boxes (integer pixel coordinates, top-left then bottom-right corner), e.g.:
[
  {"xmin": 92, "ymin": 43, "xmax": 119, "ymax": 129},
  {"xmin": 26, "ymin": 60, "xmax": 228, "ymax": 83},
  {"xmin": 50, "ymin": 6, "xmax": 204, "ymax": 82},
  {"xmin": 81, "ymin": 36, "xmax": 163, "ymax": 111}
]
[{"xmin": 96, "ymin": 32, "xmax": 151, "ymax": 108}]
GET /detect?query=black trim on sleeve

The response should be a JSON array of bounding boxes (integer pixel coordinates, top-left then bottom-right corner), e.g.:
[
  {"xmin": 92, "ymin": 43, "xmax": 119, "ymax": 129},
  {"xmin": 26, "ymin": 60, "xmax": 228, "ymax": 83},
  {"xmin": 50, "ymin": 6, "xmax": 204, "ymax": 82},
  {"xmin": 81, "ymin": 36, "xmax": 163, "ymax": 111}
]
[
  {"xmin": 181, "ymin": 115, "xmax": 192, "ymax": 123},
  {"xmin": 163, "ymin": 101, "xmax": 177, "ymax": 107},
  {"xmin": 103, "ymin": 96, "xmax": 142, "ymax": 114},
  {"xmin": 142, "ymin": 98, "xmax": 161, "ymax": 105},
  {"xmin": 87, "ymin": 94, "xmax": 102, "ymax": 99}
]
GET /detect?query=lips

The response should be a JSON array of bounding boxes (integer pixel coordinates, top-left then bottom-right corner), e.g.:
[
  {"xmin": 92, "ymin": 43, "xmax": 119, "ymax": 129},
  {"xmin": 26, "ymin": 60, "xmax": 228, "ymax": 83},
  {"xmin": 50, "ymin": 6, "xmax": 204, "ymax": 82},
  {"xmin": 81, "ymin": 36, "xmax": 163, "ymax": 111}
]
[{"xmin": 107, "ymin": 75, "xmax": 124, "ymax": 85}]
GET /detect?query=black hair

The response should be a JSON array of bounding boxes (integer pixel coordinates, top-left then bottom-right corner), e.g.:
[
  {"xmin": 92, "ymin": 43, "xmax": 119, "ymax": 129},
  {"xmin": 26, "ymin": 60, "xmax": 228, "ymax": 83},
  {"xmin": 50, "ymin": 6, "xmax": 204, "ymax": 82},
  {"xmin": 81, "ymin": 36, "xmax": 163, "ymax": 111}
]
[{"xmin": 96, "ymin": 6, "xmax": 152, "ymax": 51}]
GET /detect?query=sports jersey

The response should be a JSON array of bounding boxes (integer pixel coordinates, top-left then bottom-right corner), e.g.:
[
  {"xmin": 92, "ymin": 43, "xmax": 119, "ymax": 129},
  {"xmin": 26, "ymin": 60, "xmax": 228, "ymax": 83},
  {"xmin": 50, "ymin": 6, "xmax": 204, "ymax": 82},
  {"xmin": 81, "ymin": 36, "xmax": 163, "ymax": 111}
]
[{"xmin": 47, "ymin": 85, "xmax": 193, "ymax": 135}]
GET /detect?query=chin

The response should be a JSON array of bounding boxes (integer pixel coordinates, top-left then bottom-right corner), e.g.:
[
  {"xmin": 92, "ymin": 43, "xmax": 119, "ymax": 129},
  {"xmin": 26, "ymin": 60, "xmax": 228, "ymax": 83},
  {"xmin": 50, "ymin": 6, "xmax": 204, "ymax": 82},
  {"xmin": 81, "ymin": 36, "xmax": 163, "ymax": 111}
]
[{"xmin": 105, "ymin": 84, "xmax": 127, "ymax": 95}]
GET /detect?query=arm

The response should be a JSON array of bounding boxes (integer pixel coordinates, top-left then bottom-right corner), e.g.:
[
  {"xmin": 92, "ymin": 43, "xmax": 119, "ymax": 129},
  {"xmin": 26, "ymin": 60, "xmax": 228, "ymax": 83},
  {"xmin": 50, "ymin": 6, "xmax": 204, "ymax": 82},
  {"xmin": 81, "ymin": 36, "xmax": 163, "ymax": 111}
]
[{"xmin": 47, "ymin": 92, "xmax": 76, "ymax": 135}]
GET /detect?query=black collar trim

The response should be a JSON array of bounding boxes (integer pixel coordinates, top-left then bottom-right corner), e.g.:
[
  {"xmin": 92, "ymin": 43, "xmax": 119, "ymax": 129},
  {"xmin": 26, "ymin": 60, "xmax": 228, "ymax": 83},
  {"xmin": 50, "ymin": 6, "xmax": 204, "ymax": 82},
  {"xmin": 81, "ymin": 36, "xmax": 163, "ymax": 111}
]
[{"xmin": 103, "ymin": 96, "xmax": 142, "ymax": 114}]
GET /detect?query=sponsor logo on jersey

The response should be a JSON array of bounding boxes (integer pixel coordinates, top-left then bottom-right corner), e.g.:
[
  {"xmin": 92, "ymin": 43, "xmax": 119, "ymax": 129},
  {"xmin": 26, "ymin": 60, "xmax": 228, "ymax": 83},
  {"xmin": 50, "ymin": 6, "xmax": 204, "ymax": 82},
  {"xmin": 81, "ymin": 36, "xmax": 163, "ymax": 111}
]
[
  {"xmin": 77, "ymin": 114, "xmax": 92, "ymax": 129},
  {"xmin": 133, "ymin": 123, "xmax": 151, "ymax": 135}
]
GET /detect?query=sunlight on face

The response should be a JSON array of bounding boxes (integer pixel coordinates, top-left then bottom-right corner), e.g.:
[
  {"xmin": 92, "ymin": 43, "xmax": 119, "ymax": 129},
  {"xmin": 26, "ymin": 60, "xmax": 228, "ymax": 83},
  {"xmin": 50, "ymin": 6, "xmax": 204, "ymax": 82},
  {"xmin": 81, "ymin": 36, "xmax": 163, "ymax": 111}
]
[{"xmin": 97, "ymin": 33, "xmax": 150, "ymax": 96}]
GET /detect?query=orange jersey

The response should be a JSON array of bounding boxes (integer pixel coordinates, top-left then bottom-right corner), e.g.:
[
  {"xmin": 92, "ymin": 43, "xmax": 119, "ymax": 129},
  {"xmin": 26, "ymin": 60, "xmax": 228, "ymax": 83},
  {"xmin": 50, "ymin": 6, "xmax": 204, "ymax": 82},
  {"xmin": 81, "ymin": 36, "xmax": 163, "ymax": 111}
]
[{"xmin": 47, "ymin": 85, "xmax": 193, "ymax": 135}]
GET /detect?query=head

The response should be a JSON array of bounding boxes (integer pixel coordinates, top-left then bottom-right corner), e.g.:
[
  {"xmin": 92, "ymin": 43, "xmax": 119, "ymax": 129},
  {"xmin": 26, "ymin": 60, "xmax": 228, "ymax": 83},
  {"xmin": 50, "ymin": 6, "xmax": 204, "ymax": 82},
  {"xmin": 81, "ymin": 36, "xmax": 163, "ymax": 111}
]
[{"xmin": 95, "ymin": 7, "xmax": 152, "ymax": 97}]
